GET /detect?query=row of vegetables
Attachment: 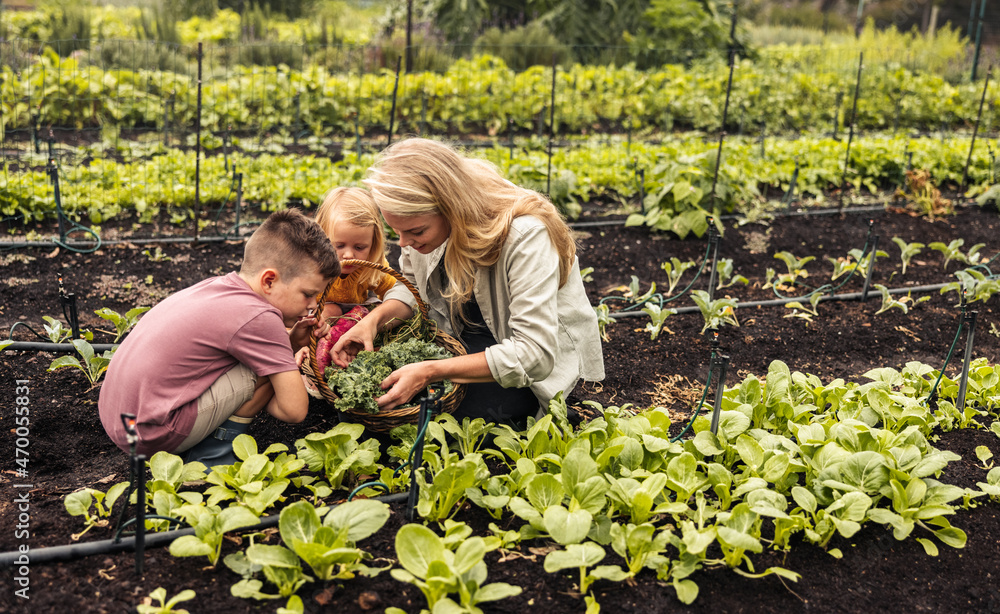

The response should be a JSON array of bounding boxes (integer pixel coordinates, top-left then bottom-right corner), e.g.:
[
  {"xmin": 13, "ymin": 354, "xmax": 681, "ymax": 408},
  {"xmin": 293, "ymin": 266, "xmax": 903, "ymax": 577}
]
[{"xmin": 63, "ymin": 358, "xmax": 1000, "ymax": 611}]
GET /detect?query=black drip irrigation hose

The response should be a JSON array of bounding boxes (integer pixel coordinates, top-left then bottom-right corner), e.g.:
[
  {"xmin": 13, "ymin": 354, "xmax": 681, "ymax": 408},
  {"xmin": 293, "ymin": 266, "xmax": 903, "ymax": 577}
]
[
  {"xmin": 2, "ymin": 342, "xmax": 117, "ymax": 353},
  {"xmin": 607, "ymin": 281, "xmax": 958, "ymax": 319},
  {"xmin": 0, "ymin": 491, "xmax": 409, "ymax": 567}
]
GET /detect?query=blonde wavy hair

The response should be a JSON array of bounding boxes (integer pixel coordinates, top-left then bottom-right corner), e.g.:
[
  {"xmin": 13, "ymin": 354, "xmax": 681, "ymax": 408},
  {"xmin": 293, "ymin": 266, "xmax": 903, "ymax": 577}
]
[
  {"xmin": 314, "ymin": 186, "xmax": 389, "ymax": 291},
  {"xmin": 364, "ymin": 138, "xmax": 577, "ymax": 325}
]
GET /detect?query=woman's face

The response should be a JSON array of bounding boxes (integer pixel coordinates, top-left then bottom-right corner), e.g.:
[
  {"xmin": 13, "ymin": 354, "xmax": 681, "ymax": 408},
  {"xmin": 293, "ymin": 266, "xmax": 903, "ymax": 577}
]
[{"xmin": 381, "ymin": 211, "xmax": 451, "ymax": 254}]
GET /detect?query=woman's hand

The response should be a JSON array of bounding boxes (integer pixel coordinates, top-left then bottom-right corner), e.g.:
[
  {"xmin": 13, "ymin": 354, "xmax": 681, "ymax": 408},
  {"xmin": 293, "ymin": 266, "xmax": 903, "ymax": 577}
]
[
  {"xmin": 376, "ymin": 362, "xmax": 434, "ymax": 411},
  {"xmin": 329, "ymin": 316, "xmax": 377, "ymax": 368}
]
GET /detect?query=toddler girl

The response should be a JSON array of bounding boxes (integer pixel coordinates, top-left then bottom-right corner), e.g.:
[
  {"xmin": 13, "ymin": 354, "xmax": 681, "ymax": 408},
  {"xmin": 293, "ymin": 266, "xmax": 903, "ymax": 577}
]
[{"xmin": 299, "ymin": 188, "xmax": 397, "ymax": 388}]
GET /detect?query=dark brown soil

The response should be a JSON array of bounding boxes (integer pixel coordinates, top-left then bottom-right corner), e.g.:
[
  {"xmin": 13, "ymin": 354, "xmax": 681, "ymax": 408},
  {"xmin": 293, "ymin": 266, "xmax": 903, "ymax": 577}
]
[{"xmin": 1, "ymin": 205, "xmax": 999, "ymax": 613}]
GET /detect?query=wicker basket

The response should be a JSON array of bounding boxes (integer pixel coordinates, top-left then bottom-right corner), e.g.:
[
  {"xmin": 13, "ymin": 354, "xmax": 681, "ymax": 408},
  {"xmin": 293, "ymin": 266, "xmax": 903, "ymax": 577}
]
[{"xmin": 306, "ymin": 258, "xmax": 466, "ymax": 432}]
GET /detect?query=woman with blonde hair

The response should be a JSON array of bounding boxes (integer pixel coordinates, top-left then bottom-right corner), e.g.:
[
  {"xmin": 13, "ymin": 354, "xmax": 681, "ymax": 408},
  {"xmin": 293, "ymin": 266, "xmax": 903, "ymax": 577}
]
[{"xmin": 330, "ymin": 138, "xmax": 604, "ymax": 425}]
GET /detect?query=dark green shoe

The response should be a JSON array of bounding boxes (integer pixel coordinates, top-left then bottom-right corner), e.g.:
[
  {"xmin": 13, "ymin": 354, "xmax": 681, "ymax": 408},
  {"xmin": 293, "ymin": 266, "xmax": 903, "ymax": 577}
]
[{"xmin": 181, "ymin": 419, "xmax": 251, "ymax": 469}]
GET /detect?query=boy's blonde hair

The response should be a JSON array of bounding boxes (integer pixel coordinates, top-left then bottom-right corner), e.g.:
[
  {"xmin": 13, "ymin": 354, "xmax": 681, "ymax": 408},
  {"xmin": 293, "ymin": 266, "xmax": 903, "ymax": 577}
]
[
  {"xmin": 314, "ymin": 187, "xmax": 389, "ymax": 291},
  {"xmin": 364, "ymin": 138, "xmax": 576, "ymax": 327}
]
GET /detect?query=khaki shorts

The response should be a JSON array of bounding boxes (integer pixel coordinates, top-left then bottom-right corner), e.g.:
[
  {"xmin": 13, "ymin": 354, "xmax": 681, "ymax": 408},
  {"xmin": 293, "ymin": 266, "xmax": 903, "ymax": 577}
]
[{"xmin": 174, "ymin": 364, "xmax": 257, "ymax": 453}]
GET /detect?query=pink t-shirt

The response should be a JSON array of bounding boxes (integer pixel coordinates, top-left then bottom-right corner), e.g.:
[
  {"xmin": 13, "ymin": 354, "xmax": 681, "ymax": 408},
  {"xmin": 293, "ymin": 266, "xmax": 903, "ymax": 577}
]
[{"xmin": 99, "ymin": 272, "xmax": 298, "ymax": 456}]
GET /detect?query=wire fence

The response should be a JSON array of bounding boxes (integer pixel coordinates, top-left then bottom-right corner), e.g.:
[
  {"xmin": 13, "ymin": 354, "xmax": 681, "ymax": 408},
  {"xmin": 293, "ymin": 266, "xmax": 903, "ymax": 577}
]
[{"xmin": 2, "ymin": 37, "xmax": 1000, "ymax": 244}]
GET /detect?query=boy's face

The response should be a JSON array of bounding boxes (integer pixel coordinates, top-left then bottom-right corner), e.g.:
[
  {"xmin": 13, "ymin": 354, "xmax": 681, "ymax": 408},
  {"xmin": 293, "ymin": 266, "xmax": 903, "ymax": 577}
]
[
  {"xmin": 331, "ymin": 218, "xmax": 373, "ymax": 275},
  {"xmin": 263, "ymin": 266, "xmax": 328, "ymax": 326},
  {"xmin": 381, "ymin": 211, "xmax": 451, "ymax": 255}
]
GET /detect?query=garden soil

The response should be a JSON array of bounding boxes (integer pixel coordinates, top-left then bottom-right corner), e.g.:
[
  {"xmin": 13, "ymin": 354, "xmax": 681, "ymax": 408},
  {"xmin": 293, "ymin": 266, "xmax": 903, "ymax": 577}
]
[{"xmin": 1, "ymin": 205, "xmax": 999, "ymax": 613}]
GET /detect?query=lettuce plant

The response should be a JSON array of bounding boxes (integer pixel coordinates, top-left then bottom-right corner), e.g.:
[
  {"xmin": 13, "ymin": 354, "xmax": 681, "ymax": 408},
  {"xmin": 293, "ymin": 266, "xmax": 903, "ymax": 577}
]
[
  {"xmin": 929, "ymin": 238, "xmax": 983, "ymax": 270},
  {"xmin": 205, "ymin": 434, "xmax": 303, "ymax": 515},
  {"xmin": 543, "ymin": 541, "xmax": 628, "ymax": 613},
  {"xmin": 228, "ymin": 541, "xmax": 311, "ymax": 599},
  {"xmin": 689, "ymin": 290, "xmax": 739, "ymax": 334},
  {"xmin": 660, "ymin": 257, "xmax": 696, "ymax": 294},
  {"xmin": 64, "ymin": 482, "xmax": 130, "ymax": 539},
  {"xmin": 169, "ymin": 504, "xmax": 260, "ymax": 566},
  {"xmin": 891, "ymin": 237, "xmax": 924, "ymax": 275},
  {"xmin": 872, "ymin": 285, "xmax": 929, "ymax": 315},
  {"xmin": 642, "ymin": 304, "xmax": 676, "ymax": 340},
  {"xmin": 278, "ymin": 499, "xmax": 390, "ymax": 581},
  {"xmin": 715, "ymin": 258, "xmax": 748, "ymax": 289},
  {"xmin": 295, "ymin": 423, "xmax": 380, "ymax": 491},
  {"xmin": 94, "ymin": 306, "xmax": 150, "ymax": 342},
  {"xmin": 136, "ymin": 588, "xmax": 195, "ymax": 614},
  {"xmin": 388, "ymin": 524, "xmax": 522, "ymax": 614},
  {"xmin": 47, "ymin": 339, "xmax": 115, "ymax": 388},
  {"xmin": 593, "ymin": 303, "xmax": 613, "ymax": 342}
]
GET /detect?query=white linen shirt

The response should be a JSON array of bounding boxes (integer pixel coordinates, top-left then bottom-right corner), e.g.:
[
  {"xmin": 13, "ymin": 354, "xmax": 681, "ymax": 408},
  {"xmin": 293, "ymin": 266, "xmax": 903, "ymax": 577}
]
[{"xmin": 383, "ymin": 215, "xmax": 605, "ymax": 407}]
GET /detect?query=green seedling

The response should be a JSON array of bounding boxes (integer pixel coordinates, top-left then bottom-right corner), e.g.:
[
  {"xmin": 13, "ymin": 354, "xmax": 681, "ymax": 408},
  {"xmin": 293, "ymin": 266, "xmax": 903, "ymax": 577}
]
[
  {"xmin": 891, "ymin": 237, "xmax": 924, "ymax": 275},
  {"xmin": 642, "ymin": 304, "xmax": 676, "ymax": 340},
  {"xmin": 388, "ymin": 523, "xmax": 522, "ymax": 614},
  {"xmin": 660, "ymin": 258, "xmax": 696, "ymax": 294},
  {"xmin": 94, "ymin": 306, "xmax": 150, "ymax": 342},
  {"xmin": 169, "ymin": 503, "xmax": 261, "ymax": 566},
  {"xmin": 940, "ymin": 269, "xmax": 1000, "ymax": 304},
  {"xmin": 143, "ymin": 246, "xmax": 172, "ymax": 262},
  {"xmin": 873, "ymin": 285, "xmax": 930, "ymax": 315},
  {"xmin": 205, "ymin": 434, "xmax": 303, "ymax": 515},
  {"xmin": 295, "ymin": 423, "xmax": 380, "ymax": 490},
  {"xmin": 715, "ymin": 258, "xmax": 748, "ymax": 289},
  {"xmin": 580, "ymin": 266, "xmax": 594, "ymax": 283},
  {"xmin": 42, "ymin": 316, "xmax": 72, "ymax": 344},
  {"xmin": 626, "ymin": 275, "xmax": 657, "ymax": 305},
  {"xmin": 288, "ymin": 475, "xmax": 332, "ymax": 505},
  {"xmin": 827, "ymin": 247, "xmax": 888, "ymax": 281},
  {"xmin": 929, "ymin": 239, "xmax": 984, "ymax": 270},
  {"xmin": 64, "ymin": 482, "xmax": 130, "ymax": 540},
  {"xmin": 47, "ymin": 339, "xmax": 115, "ymax": 388},
  {"xmin": 544, "ymin": 541, "xmax": 628, "ymax": 613},
  {"xmin": 690, "ymin": 290, "xmax": 739, "ymax": 334},
  {"xmin": 594, "ymin": 304, "xmax": 614, "ymax": 342},
  {"xmin": 976, "ymin": 446, "xmax": 995, "ymax": 470},
  {"xmin": 784, "ymin": 292, "xmax": 823, "ymax": 323},
  {"xmin": 136, "ymin": 587, "xmax": 196, "ymax": 614},
  {"xmin": 610, "ymin": 522, "xmax": 672, "ymax": 577},
  {"xmin": 771, "ymin": 251, "xmax": 815, "ymax": 288},
  {"xmin": 432, "ymin": 414, "xmax": 494, "ymax": 457},
  {"xmin": 228, "ymin": 539, "xmax": 312, "ymax": 600},
  {"xmin": 277, "ymin": 499, "xmax": 389, "ymax": 581}
]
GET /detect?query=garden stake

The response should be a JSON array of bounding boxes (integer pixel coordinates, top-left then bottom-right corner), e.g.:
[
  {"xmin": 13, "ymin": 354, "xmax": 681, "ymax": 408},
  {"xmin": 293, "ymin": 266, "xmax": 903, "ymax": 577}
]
[
  {"xmin": 710, "ymin": 0, "xmax": 740, "ymax": 210},
  {"xmin": 546, "ymin": 53, "xmax": 557, "ymax": 197},
  {"xmin": 709, "ymin": 338, "xmax": 730, "ymax": 436},
  {"xmin": 961, "ymin": 66, "xmax": 991, "ymax": 195},
  {"xmin": 706, "ymin": 221, "xmax": 721, "ymax": 303},
  {"xmin": 957, "ymin": 306, "xmax": 979, "ymax": 412},
  {"xmin": 839, "ymin": 52, "xmax": 863, "ymax": 211},
  {"xmin": 194, "ymin": 43, "xmax": 203, "ymax": 243},
  {"xmin": 972, "ymin": 0, "xmax": 986, "ymax": 81},
  {"xmin": 57, "ymin": 275, "xmax": 81, "ymax": 340},
  {"xmin": 407, "ymin": 387, "xmax": 443, "ymax": 522},
  {"xmin": 117, "ymin": 414, "xmax": 147, "ymax": 575},
  {"xmin": 387, "ymin": 57, "xmax": 402, "ymax": 148},
  {"xmin": 860, "ymin": 232, "xmax": 879, "ymax": 303}
]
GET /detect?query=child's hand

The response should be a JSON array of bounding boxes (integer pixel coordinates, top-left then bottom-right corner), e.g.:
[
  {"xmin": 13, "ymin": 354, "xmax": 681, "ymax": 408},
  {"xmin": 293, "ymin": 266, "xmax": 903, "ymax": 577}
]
[{"xmin": 289, "ymin": 314, "xmax": 321, "ymax": 352}]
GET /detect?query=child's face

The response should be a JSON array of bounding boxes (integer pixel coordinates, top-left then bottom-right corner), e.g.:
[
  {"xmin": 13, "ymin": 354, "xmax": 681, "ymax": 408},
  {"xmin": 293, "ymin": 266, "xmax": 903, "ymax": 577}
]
[
  {"xmin": 266, "ymin": 267, "xmax": 327, "ymax": 326},
  {"xmin": 331, "ymin": 218, "xmax": 375, "ymax": 274}
]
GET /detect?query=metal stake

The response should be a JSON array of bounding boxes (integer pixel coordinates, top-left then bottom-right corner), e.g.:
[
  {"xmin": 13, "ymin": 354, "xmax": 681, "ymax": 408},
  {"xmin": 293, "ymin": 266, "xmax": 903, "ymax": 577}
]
[
  {"xmin": 961, "ymin": 66, "xmax": 991, "ymax": 195},
  {"xmin": 957, "ymin": 308, "xmax": 979, "ymax": 412},
  {"xmin": 860, "ymin": 233, "xmax": 879, "ymax": 302}
]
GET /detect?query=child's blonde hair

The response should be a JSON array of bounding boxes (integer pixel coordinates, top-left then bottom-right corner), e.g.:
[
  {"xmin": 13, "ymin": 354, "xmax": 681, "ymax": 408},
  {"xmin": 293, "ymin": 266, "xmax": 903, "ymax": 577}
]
[
  {"xmin": 364, "ymin": 138, "xmax": 576, "ymax": 328},
  {"xmin": 314, "ymin": 187, "xmax": 389, "ymax": 291}
]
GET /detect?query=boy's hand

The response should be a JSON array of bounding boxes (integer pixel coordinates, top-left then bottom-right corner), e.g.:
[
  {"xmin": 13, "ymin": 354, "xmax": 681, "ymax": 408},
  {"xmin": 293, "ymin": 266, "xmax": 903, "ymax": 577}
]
[{"xmin": 288, "ymin": 315, "xmax": 324, "ymax": 352}]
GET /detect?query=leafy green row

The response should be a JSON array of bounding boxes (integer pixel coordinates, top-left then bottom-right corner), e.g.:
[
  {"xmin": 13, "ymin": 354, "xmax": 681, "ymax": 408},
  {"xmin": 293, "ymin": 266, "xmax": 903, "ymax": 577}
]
[
  {"xmin": 5, "ymin": 48, "xmax": 1000, "ymax": 137},
  {"xmin": 3, "ymin": 133, "xmax": 995, "ymax": 235}
]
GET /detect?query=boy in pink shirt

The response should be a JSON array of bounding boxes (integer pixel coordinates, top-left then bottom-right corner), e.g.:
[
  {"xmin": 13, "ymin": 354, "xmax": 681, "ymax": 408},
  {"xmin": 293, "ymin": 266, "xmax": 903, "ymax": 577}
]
[{"xmin": 99, "ymin": 209, "xmax": 339, "ymax": 467}]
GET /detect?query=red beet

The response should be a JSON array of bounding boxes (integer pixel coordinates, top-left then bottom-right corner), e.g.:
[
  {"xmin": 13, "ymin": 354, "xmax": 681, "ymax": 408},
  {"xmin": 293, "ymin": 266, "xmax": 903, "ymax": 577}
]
[{"xmin": 316, "ymin": 305, "xmax": 369, "ymax": 372}]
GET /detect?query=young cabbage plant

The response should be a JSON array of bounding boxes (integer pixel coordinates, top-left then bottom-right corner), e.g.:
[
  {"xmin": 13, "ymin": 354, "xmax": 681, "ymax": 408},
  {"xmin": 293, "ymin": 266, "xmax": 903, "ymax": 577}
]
[
  {"xmin": 690, "ymin": 290, "xmax": 739, "ymax": 334},
  {"xmin": 642, "ymin": 304, "xmax": 676, "ymax": 340},
  {"xmin": 660, "ymin": 257, "xmax": 696, "ymax": 294},
  {"xmin": 626, "ymin": 274, "xmax": 657, "ymax": 305},
  {"xmin": 141, "ymin": 451, "xmax": 207, "ymax": 528},
  {"xmin": 416, "ymin": 453, "xmax": 489, "ymax": 522},
  {"xmin": 609, "ymin": 522, "xmax": 671, "ymax": 577},
  {"xmin": 94, "ymin": 306, "xmax": 150, "ymax": 342},
  {"xmin": 228, "ymin": 540, "xmax": 313, "ymax": 600},
  {"xmin": 873, "ymin": 285, "xmax": 930, "ymax": 315},
  {"xmin": 47, "ymin": 339, "xmax": 115, "ymax": 388},
  {"xmin": 771, "ymin": 251, "xmax": 815, "ymax": 288},
  {"xmin": 579, "ymin": 266, "xmax": 594, "ymax": 283},
  {"xmin": 41, "ymin": 315, "xmax": 73, "ymax": 344},
  {"xmin": 783, "ymin": 292, "xmax": 823, "ymax": 323},
  {"xmin": 715, "ymin": 258, "xmax": 748, "ymax": 289},
  {"xmin": 277, "ymin": 499, "xmax": 390, "ymax": 581},
  {"xmin": 594, "ymin": 303, "xmax": 614, "ymax": 342},
  {"xmin": 891, "ymin": 237, "xmax": 924, "ymax": 275},
  {"xmin": 388, "ymin": 523, "xmax": 522, "ymax": 614},
  {"xmin": 929, "ymin": 238, "xmax": 984, "ymax": 270},
  {"xmin": 940, "ymin": 269, "xmax": 1000, "ymax": 304},
  {"xmin": 543, "ymin": 541, "xmax": 629, "ymax": 614},
  {"xmin": 295, "ymin": 423, "xmax": 380, "ymax": 491},
  {"xmin": 827, "ymin": 247, "xmax": 888, "ymax": 281},
  {"xmin": 136, "ymin": 587, "xmax": 196, "ymax": 614},
  {"xmin": 64, "ymin": 482, "xmax": 130, "ymax": 540},
  {"xmin": 205, "ymin": 434, "xmax": 303, "ymax": 515},
  {"xmin": 168, "ymin": 504, "xmax": 260, "ymax": 567}
]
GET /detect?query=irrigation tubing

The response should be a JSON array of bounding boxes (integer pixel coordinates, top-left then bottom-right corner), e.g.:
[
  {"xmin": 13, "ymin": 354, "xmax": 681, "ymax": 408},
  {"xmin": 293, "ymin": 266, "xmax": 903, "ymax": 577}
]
[
  {"xmin": 2, "ymin": 341, "xmax": 117, "ymax": 353},
  {"xmin": 607, "ymin": 281, "xmax": 957, "ymax": 319},
  {"xmin": 0, "ymin": 492, "xmax": 409, "ymax": 567}
]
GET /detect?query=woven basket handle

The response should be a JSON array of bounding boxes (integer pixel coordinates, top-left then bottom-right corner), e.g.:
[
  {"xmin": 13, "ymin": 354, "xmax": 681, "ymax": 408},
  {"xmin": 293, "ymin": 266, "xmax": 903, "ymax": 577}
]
[{"xmin": 315, "ymin": 258, "xmax": 429, "ymax": 322}]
